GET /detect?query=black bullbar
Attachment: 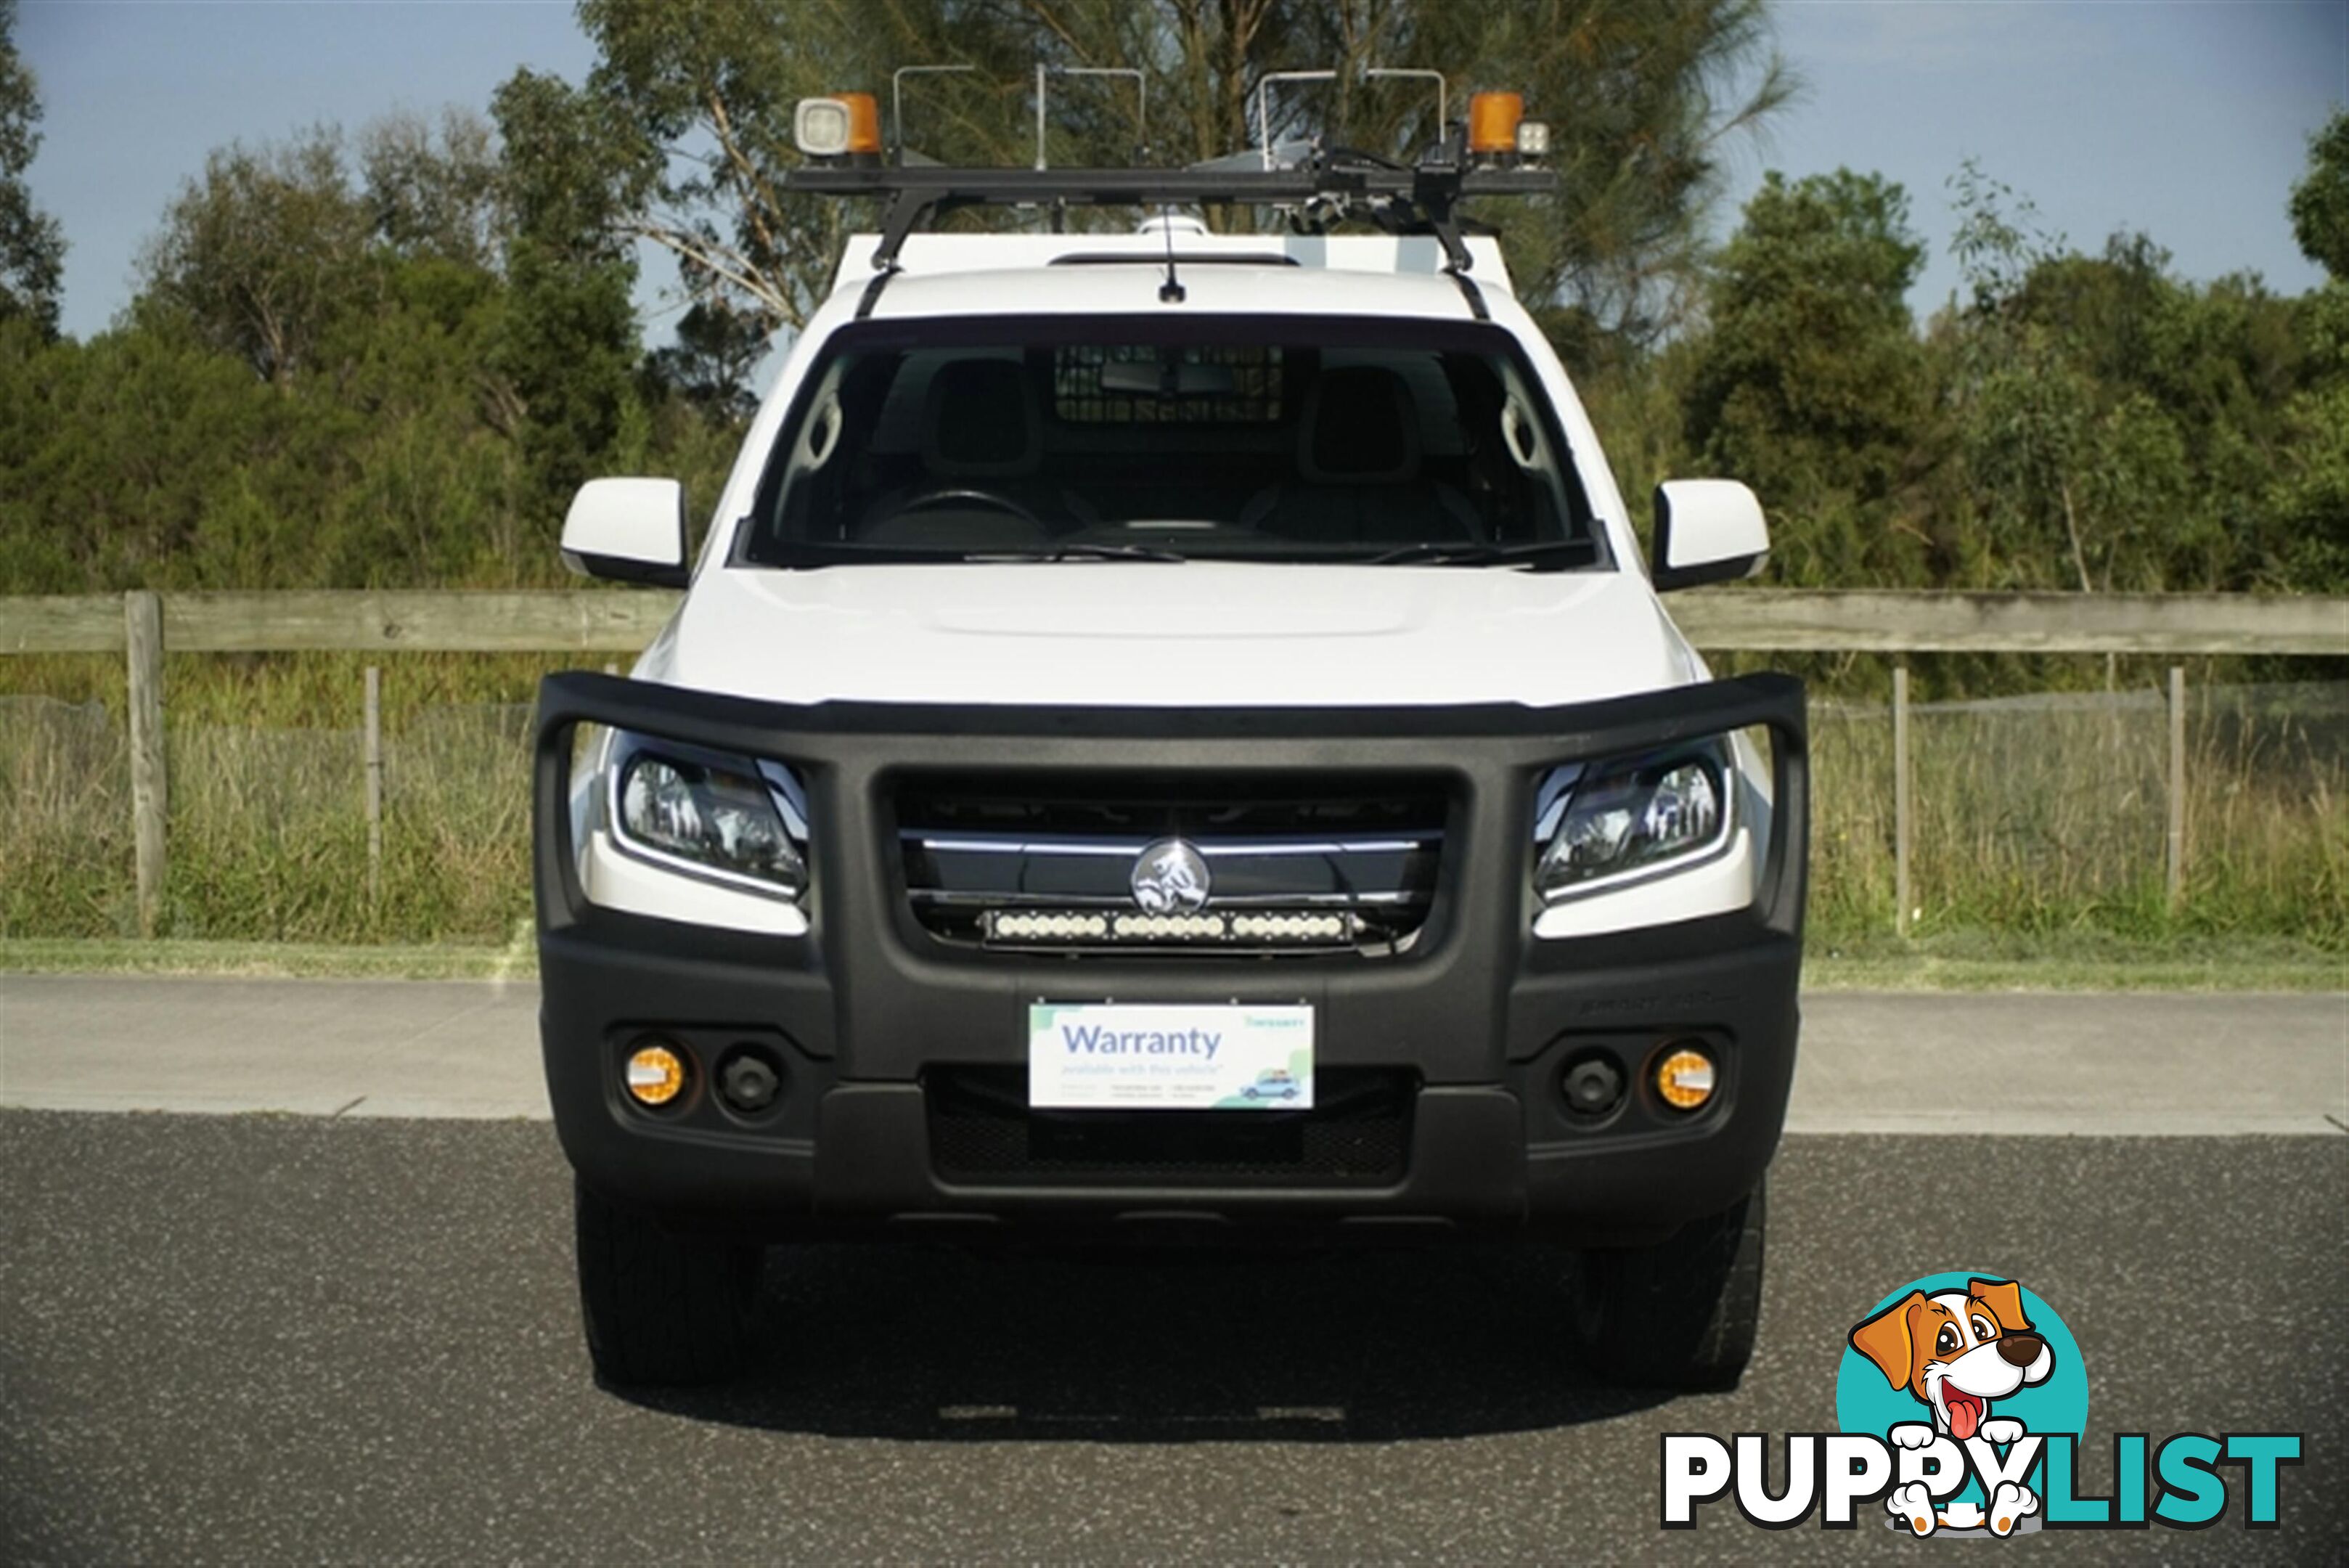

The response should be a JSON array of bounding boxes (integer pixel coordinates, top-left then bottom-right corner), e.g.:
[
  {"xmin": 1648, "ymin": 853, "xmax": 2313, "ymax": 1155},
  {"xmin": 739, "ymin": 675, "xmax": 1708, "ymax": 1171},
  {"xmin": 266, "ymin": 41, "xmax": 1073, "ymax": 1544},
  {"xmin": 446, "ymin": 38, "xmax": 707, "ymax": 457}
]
[{"xmin": 532, "ymin": 670, "xmax": 1807, "ymax": 1242}]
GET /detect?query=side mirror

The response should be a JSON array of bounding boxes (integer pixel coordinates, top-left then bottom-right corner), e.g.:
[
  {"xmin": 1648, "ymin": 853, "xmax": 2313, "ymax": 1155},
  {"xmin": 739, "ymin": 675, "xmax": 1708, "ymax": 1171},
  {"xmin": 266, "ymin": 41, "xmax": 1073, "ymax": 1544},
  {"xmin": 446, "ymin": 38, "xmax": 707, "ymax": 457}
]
[
  {"xmin": 561, "ymin": 478, "xmax": 690, "ymax": 589},
  {"xmin": 1650, "ymin": 479, "xmax": 1769, "ymax": 592}
]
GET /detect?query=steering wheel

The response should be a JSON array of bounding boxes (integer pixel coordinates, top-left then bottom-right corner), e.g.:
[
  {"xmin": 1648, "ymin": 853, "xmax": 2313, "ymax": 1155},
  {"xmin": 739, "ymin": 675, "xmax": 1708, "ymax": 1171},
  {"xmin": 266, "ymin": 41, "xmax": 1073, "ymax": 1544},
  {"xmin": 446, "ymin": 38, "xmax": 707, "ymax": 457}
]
[{"xmin": 894, "ymin": 486, "xmax": 1047, "ymax": 531}]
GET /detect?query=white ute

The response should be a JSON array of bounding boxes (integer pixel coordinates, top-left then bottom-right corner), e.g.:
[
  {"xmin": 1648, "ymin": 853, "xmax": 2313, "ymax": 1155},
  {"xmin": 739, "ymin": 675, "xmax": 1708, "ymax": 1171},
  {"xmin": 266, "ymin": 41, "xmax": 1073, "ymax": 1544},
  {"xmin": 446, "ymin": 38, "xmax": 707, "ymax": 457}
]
[{"xmin": 533, "ymin": 92, "xmax": 1809, "ymax": 1393}]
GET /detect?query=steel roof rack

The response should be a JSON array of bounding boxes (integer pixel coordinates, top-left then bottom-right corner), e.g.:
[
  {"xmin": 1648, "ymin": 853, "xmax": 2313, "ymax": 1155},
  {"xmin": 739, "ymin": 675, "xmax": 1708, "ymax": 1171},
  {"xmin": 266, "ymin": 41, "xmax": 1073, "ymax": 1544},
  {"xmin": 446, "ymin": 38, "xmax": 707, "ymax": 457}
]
[{"xmin": 783, "ymin": 146, "xmax": 1556, "ymax": 322}]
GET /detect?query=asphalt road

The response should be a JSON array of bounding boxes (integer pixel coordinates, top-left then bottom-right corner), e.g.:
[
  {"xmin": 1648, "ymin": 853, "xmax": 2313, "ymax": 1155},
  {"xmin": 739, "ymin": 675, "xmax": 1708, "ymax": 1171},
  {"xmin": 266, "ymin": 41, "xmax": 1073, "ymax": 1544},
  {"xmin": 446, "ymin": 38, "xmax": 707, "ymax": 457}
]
[{"xmin": 1, "ymin": 1111, "xmax": 2342, "ymax": 1564}]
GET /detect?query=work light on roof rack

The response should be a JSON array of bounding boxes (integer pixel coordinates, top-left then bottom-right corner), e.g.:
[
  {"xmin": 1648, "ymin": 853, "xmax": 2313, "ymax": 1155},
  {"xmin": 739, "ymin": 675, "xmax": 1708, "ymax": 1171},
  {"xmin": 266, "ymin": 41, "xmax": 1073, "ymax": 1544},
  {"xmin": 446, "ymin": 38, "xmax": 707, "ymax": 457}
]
[
  {"xmin": 782, "ymin": 70, "xmax": 1556, "ymax": 321},
  {"xmin": 793, "ymin": 92, "xmax": 881, "ymax": 160}
]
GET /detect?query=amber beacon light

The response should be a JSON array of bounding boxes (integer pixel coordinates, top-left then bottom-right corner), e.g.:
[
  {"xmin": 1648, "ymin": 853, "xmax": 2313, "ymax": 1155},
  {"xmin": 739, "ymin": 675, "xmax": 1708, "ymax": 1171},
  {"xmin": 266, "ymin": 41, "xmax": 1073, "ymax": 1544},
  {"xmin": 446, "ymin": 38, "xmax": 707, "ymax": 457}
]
[{"xmin": 1468, "ymin": 91, "xmax": 1524, "ymax": 154}]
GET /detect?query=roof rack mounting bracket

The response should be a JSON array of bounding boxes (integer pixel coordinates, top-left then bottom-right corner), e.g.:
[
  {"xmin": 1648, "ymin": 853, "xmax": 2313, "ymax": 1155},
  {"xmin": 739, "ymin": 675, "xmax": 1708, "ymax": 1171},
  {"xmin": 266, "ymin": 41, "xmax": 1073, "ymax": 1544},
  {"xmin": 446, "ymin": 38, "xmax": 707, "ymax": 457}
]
[
  {"xmin": 859, "ymin": 189, "xmax": 963, "ymax": 319},
  {"xmin": 1411, "ymin": 171, "xmax": 1473, "ymax": 273},
  {"xmin": 869, "ymin": 189, "xmax": 939, "ymax": 274},
  {"xmin": 1443, "ymin": 248, "xmax": 1490, "ymax": 321},
  {"xmin": 1407, "ymin": 158, "xmax": 1490, "ymax": 322}
]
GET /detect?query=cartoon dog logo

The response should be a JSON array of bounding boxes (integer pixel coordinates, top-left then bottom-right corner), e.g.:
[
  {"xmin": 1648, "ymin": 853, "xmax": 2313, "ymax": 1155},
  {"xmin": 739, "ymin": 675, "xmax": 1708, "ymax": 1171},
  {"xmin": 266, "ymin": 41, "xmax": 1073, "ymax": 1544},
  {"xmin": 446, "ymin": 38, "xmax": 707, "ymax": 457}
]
[{"xmin": 1849, "ymin": 1277, "xmax": 2055, "ymax": 1537}]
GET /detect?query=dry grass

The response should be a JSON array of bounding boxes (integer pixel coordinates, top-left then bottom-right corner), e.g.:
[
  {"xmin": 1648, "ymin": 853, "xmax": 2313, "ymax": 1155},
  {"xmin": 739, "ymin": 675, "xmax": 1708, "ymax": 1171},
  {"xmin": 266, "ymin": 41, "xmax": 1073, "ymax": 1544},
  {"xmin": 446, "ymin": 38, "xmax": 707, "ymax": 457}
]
[
  {"xmin": 2, "ymin": 657, "xmax": 2343, "ymax": 952},
  {"xmin": 0, "ymin": 653, "xmax": 558, "ymax": 942},
  {"xmin": 1807, "ymin": 682, "xmax": 2348, "ymax": 945}
]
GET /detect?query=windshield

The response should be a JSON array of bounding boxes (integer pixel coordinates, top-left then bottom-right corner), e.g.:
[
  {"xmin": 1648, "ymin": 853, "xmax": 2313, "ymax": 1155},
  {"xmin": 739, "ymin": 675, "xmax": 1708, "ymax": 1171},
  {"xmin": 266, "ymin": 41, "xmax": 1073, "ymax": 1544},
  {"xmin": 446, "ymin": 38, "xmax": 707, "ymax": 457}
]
[{"xmin": 739, "ymin": 315, "xmax": 1606, "ymax": 568}]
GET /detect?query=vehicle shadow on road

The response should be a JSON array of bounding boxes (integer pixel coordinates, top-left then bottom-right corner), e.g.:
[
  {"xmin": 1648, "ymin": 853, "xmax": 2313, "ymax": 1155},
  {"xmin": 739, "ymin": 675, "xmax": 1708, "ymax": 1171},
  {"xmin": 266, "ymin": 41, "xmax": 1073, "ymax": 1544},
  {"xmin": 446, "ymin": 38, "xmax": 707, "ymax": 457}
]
[{"xmin": 616, "ymin": 1241, "xmax": 1672, "ymax": 1441}]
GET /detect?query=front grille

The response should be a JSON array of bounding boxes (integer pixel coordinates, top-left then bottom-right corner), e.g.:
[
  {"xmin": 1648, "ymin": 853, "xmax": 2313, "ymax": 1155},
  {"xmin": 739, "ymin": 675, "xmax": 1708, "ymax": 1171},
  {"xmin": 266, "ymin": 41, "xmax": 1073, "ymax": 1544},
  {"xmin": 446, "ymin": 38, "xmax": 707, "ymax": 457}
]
[
  {"xmin": 895, "ymin": 774, "xmax": 1445, "ymax": 955},
  {"xmin": 926, "ymin": 1066, "xmax": 1414, "ymax": 1186}
]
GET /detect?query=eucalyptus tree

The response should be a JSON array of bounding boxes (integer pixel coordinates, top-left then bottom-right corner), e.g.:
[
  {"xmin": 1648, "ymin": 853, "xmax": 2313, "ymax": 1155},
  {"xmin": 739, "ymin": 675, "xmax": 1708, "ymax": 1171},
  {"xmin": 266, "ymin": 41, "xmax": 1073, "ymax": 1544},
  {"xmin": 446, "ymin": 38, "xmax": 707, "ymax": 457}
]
[
  {"xmin": 0, "ymin": 0, "xmax": 65, "ymax": 338},
  {"xmin": 504, "ymin": 0, "xmax": 1792, "ymax": 373}
]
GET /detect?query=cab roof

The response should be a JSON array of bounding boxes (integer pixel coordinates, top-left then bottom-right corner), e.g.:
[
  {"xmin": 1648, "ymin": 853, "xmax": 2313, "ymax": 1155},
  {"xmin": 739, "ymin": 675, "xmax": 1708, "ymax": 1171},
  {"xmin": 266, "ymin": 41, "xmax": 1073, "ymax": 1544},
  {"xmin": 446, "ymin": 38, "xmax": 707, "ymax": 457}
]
[{"xmin": 828, "ymin": 231, "xmax": 1513, "ymax": 323}]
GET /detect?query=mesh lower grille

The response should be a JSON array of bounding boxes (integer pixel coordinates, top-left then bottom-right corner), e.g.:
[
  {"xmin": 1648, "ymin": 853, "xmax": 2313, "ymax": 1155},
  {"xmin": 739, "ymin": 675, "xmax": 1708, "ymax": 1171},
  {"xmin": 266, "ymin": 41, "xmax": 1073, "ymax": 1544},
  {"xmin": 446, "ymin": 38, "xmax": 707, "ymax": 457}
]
[{"xmin": 926, "ymin": 1066, "xmax": 1413, "ymax": 1187}]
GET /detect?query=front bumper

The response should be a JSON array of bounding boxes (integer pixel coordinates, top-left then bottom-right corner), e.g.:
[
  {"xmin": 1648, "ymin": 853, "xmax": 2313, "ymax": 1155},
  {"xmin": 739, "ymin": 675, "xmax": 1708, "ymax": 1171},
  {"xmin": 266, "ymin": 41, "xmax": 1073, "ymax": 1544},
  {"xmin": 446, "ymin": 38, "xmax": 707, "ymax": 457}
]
[{"xmin": 534, "ymin": 672, "xmax": 1807, "ymax": 1246}]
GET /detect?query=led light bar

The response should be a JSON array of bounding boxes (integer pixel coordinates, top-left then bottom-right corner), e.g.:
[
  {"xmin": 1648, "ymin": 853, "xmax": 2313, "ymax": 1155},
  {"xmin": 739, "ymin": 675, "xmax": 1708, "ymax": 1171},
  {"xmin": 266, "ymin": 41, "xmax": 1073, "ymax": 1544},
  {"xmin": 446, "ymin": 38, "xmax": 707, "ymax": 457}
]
[
  {"xmin": 1228, "ymin": 912, "xmax": 1349, "ymax": 941},
  {"xmin": 981, "ymin": 908, "xmax": 1356, "ymax": 946},
  {"xmin": 988, "ymin": 911, "xmax": 1111, "ymax": 942}
]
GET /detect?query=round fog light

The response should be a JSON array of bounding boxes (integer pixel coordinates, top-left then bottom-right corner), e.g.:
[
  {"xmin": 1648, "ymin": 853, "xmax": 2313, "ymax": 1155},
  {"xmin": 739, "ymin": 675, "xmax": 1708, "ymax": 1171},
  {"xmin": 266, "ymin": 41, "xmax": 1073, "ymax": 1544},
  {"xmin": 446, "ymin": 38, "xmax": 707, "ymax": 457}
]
[
  {"xmin": 1654, "ymin": 1045, "xmax": 1717, "ymax": 1111},
  {"xmin": 719, "ymin": 1050, "xmax": 782, "ymax": 1115},
  {"xmin": 624, "ymin": 1042, "xmax": 687, "ymax": 1107},
  {"xmin": 1561, "ymin": 1055, "xmax": 1625, "ymax": 1117}
]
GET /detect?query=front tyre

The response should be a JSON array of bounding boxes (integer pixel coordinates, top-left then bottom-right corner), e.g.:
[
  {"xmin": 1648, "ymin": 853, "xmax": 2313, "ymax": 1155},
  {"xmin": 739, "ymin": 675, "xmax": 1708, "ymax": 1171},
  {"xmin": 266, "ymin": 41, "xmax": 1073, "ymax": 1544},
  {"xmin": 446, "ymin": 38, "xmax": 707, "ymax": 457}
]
[
  {"xmin": 1566, "ymin": 1183, "xmax": 1765, "ymax": 1392},
  {"xmin": 573, "ymin": 1177, "xmax": 761, "ymax": 1387}
]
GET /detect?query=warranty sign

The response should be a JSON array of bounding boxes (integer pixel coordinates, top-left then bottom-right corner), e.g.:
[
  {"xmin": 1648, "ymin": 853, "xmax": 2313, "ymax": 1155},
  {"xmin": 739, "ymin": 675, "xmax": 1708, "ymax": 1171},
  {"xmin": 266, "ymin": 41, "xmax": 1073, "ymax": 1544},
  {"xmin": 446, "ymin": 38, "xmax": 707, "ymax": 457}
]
[{"xmin": 1027, "ymin": 1003, "xmax": 1315, "ymax": 1111}]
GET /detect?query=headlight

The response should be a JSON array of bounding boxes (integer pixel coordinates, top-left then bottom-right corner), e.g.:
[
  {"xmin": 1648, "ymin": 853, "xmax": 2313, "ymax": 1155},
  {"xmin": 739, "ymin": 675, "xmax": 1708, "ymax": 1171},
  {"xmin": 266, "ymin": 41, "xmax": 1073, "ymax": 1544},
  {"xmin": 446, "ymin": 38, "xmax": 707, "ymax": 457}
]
[
  {"xmin": 608, "ymin": 734, "xmax": 809, "ymax": 900},
  {"xmin": 1533, "ymin": 744, "xmax": 1730, "ymax": 902}
]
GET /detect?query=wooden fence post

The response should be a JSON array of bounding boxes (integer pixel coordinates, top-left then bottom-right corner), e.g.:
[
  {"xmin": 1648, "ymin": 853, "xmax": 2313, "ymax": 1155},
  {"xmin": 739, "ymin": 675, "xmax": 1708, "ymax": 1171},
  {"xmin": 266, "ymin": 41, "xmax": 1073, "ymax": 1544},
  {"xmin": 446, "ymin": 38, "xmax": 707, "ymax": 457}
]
[
  {"xmin": 125, "ymin": 590, "xmax": 167, "ymax": 938},
  {"xmin": 364, "ymin": 665, "xmax": 383, "ymax": 910},
  {"xmin": 2167, "ymin": 664, "xmax": 2186, "ymax": 910},
  {"xmin": 1893, "ymin": 663, "xmax": 1912, "ymax": 938}
]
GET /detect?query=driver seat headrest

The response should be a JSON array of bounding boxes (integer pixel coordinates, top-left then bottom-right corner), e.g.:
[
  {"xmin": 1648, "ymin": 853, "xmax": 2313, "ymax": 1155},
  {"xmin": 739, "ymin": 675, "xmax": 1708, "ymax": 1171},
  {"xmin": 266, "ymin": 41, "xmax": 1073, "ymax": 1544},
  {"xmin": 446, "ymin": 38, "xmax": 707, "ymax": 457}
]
[
  {"xmin": 922, "ymin": 359, "xmax": 1039, "ymax": 478},
  {"xmin": 1299, "ymin": 365, "xmax": 1421, "ymax": 485}
]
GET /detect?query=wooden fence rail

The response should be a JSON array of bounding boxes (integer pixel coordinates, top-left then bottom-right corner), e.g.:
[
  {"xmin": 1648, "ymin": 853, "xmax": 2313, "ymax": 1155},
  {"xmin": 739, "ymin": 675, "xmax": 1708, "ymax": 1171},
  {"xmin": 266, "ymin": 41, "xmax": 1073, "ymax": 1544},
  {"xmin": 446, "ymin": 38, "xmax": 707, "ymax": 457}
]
[{"xmin": 2, "ymin": 588, "xmax": 2342, "ymax": 938}]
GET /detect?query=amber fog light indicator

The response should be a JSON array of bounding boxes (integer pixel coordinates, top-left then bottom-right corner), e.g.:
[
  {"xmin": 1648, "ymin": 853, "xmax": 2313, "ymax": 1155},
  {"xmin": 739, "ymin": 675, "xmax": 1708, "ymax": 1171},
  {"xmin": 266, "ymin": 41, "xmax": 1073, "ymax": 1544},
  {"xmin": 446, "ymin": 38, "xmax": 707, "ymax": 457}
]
[
  {"xmin": 624, "ymin": 1041, "xmax": 688, "ymax": 1108},
  {"xmin": 1654, "ymin": 1045, "xmax": 1717, "ymax": 1111}
]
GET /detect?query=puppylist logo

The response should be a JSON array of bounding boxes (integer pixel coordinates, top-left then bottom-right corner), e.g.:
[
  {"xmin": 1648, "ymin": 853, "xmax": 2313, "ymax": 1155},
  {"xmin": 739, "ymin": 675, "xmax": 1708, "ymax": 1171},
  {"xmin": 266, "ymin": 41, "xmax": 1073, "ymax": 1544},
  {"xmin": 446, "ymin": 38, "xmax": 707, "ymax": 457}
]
[{"xmin": 1662, "ymin": 1271, "xmax": 2305, "ymax": 1535}]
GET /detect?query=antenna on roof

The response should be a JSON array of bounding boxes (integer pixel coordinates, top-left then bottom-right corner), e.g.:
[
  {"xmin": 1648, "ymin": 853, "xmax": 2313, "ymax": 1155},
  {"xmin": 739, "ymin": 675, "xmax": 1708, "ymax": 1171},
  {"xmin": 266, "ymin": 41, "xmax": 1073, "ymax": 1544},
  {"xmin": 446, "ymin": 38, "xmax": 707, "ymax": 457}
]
[{"xmin": 1155, "ymin": 206, "xmax": 1185, "ymax": 303}]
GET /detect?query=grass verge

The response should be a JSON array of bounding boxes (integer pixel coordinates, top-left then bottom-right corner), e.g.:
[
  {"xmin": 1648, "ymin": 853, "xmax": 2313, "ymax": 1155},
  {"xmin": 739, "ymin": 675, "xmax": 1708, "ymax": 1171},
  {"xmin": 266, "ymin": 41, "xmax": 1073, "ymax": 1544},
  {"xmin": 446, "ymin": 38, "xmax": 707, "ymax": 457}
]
[
  {"xmin": 0, "ymin": 936, "xmax": 533, "ymax": 981},
  {"xmin": 1803, "ymin": 930, "xmax": 2346, "ymax": 991},
  {"xmin": 5, "ymin": 931, "xmax": 2341, "ymax": 991}
]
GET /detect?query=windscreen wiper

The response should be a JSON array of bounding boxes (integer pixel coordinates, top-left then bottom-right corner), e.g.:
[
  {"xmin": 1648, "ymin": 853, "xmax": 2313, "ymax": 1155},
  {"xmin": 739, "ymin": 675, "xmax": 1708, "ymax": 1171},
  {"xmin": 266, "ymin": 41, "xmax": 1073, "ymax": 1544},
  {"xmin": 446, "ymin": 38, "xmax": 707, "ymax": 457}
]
[
  {"xmin": 1362, "ymin": 539, "xmax": 1599, "ymax": 569},
  {"xmin": 973, "ymin": 542, "xmax": 1190, "ymax": 563}
]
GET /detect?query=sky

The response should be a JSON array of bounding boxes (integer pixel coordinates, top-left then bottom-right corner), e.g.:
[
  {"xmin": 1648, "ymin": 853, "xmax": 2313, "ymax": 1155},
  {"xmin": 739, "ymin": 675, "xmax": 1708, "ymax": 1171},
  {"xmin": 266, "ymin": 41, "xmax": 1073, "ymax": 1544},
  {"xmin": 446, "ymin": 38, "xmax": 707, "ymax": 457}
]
[{"xmin": 15, "ymin": 0, "xmax": 2348, "ymax": 344}]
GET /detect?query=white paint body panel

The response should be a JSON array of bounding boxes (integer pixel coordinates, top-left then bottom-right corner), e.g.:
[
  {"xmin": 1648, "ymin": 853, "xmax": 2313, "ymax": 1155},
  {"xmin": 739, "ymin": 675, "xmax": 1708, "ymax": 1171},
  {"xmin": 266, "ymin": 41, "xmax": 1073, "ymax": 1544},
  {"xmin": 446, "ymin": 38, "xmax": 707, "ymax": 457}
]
[
  {"xmin": 1659, "ymin": 478, "xmax": 1770, "ymax": 577},
  {"xmin": 560, "ymin": 478, "xmax": 685, "ymax": 573},
  {"xmin": 652, "ymin": 562, "xmax": 1699, "ymax": 709},
  {"xmin": 580, "ymin": 237, "xmax": 1769, "ymax": 936}
]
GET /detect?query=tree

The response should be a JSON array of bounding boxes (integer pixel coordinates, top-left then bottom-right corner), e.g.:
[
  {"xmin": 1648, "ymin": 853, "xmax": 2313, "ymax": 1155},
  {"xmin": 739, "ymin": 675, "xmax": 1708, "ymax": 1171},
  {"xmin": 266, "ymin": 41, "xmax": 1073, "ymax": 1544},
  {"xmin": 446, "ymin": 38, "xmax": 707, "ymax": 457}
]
[
  {"xmin": 1681, "ymin": 168, "xmax": 1932, "ymax": 584},
  {"xmin": 1947, "ymin": 165, "xmax": 2117, "ymax": 594},
  {"xmin": 0, "ymin": 0, "xmax": 65, "ymax": 338},
  {"xmin": 139, "ymin": 113, "xmax": 512, "ymax": 385},
  {"xmin": 2011, "ymin": 234, "xmax": 2304, "ymax": 591},
  {"xmin": 138, "ymin": 129, "xmax": 376, "ymax": 383},
  {"xmin": 647, "ymin": 298, "xmax": 767, "ymax": 421},
  {"xmin": 0, "ymin": 95, "xmax": 779, "ymax": 595},
  {"xmin": 2289, "ymin": 109, "xmax": 2349, "ymax": 281},
  {"xmin": 490, "ymin": 68, "xmax": 642, "ymax": 511},
  {"xmin": 360, "ymin": 107, "xmax": 508, "ymax": 272},
  {"xmin": 1325, "ymin": 0, "xmax": 1796, "ymax": 350},
  {"xmin": 509, "ymin": 0, "xmax": 1792, "ymax": 360},
  {"xmin": 1942, "ymin": 161, "xmax": 2332, "ymax": 597},
  {"xmin": 2268, "ymin": 110, "xmax": 2349, "ymax": 591}
]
